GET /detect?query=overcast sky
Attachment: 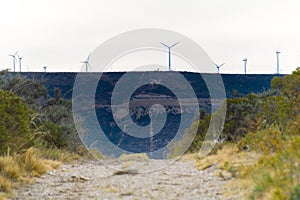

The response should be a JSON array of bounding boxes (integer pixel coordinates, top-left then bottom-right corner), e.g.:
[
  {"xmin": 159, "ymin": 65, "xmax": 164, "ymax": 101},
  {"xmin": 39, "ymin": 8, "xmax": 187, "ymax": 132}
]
[{"xmin": 1, "ymin": 0, "xmax": 300, "ymax": 74}]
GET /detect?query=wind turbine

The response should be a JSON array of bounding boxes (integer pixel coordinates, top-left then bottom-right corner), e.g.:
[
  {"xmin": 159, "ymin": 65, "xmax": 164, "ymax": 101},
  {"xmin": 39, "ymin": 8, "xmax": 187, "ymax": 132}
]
[
  {"xmin": 213, "ymin": 62, "xmax": 225, "ymax": 74},
  {"xmin": 43, "ymin": 66, "xmax": 47, "ymax": 73},
  {"xmin": 17, "ymin": 54, "xmax": 23, "ymax": 72},
  {"xmin": 160, "ymin": 41, "xmax": 180, "ymax": 71},
  {"xmin": 8, "ymin": 52, "xmax": 18, "ymax": 72},
  {"xmin": 81, "ymin": 54, "xmax": 91, "ymax": 72},
  {"xmin": 243, "ymin": 58, "xmax": 247, "ymax": 74},
  {"xmin": 276, "ymin": 50, "xmax": 281, "ymax": 74}
]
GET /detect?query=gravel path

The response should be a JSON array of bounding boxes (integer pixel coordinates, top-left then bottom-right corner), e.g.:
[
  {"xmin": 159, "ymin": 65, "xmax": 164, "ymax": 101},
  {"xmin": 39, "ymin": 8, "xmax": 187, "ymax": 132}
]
[{"xmin": 13, "ymin": 158, "xmax": 235, "ymax": 200}]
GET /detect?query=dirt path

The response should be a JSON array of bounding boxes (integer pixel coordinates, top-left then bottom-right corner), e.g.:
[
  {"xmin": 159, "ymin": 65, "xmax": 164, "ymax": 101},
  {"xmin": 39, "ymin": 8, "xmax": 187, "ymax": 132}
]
[{"xmin": 13, "ymin": 158, "xmax": 236, "ymax": 200}]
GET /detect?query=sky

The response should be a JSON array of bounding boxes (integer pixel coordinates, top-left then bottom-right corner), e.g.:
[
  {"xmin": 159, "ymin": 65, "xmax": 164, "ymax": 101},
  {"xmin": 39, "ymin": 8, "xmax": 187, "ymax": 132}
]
[{"xmin": 1, "ymin": 0, "xmax": 300, "ymax": 74}]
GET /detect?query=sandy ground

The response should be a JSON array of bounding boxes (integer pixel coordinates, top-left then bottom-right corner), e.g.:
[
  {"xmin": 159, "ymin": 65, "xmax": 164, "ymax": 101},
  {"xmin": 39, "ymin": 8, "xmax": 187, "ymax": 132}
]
[{"xmin": 12, "ymin": 157, "xmax": 239, "ymax": 200}]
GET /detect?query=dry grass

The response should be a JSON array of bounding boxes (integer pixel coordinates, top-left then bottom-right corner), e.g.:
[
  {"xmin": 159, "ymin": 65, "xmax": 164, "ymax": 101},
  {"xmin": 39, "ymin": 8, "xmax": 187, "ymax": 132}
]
[
  {"xmin": 39, "ymin": 147, "xmax": 81, "ymax": 163},
  {"xmin": 0, "ymin": 147, "xmax": 62, "ymax": 199},
  {"xmin": 0, "ymin": 146, "xmax": 89, "ymax": 199},
  {"xmin": 178, "ymin": 153, "xmax": 198, "ymax": 162},
  {"xmin": 0, "ymin": 175, "xmax": 11, "ymax": 193},
  {"xmin": 196, "ymin": 145, "xmax": 260, "ymax": 173},
  {"xmin": 88, "ymin": 149, "xmax": 104, "ymax": 159},
  {"xmin": 118, "ymin": 153, "xmax": 149, "ymax": 162},
  {"xmin": 0, "ymin": 156, "xmax": 21, "ymax": 181},
  {"xmin": 0, "ymin": 193, "xmax": 8, "ymax": 200},
  {"xmin": 116, "ymin": 153, "xmax": 149, "ymax": 172},
  {"xmin": 196, "ymin": 136, "xmax": 300, "ymax": 199},
  {"xmin": 17, "ymin": 148, "xmax": 61, "ymax": 177},
  {"xmin": 224, "ymin": 178, "xmax": 254, "ymax": 200},
  {"xmin": 195, "ymin": 144, "xmax": 261, "ymax": 199}
]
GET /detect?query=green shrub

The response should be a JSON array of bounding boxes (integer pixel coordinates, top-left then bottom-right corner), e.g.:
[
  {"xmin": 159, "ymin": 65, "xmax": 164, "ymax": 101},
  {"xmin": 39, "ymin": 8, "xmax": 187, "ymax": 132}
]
[
  {"xmin": 290, "ymin": 185, "xmax": 300, "ymax": 200},
  {"xmin": 245, "ymin": 135, "xmax": 300, "ymax": 200},
  {"xmin": 0, "ymin": 90, "xmax": 33, "ymax": 153},
  {"xmin": 238, "ymin": 124, "xmax": 285, "ymax": 154},
  {"xmin": 36, "ymin": 122, "xmax": 66, "ymax": 148},
  {"xmin": 1, "ymin": 73, "xmax": 81, "ymax": 152}
]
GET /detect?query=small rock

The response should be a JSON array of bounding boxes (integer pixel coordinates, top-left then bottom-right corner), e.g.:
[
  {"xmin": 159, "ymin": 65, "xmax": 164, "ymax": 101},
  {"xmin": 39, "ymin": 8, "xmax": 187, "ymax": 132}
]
[
  {"xmin": 219, "ymin": 171, "xmax": 233, "ymax": 180},
  {"xmin": 70, "ymin": 175, "xmax": 90, "ymax": 182}
]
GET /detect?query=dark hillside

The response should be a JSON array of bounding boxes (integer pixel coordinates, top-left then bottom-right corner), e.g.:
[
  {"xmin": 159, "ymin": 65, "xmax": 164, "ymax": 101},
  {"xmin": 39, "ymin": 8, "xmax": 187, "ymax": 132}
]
[{"xmin": 10, "ymin": 72, "xmax": 284, "ymax": 99}]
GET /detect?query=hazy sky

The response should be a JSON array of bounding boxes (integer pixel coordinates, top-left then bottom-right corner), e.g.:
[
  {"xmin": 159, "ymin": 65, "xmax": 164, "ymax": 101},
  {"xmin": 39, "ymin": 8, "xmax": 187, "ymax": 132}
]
[{"xmin": 1, "ymin": 0, "xmax": 300, "ymax": 74}]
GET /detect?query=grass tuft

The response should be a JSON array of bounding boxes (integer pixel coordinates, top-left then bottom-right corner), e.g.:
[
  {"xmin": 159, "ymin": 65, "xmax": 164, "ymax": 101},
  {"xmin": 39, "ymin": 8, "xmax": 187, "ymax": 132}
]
[
  {"xmin": 0, "ymin": 147, "xmax": 63, "ymax": 199},
  {"xmin": 17, "ymin": 147, "xmax": 60, "ymax": 177},
  {"xmin": 0, "ymin": 175, "xmax": 11, "ymax": 193}
]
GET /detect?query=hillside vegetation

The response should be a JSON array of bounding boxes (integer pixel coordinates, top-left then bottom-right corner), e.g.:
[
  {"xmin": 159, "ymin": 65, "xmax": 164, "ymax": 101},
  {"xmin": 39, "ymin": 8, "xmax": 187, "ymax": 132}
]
[
  {"xmin": 187, "ymin": 68, "xmax": 300, "ymax": 199},
  {"xmin": 0, "ymin": 71, "xmax": 85, "ymax": 199}
]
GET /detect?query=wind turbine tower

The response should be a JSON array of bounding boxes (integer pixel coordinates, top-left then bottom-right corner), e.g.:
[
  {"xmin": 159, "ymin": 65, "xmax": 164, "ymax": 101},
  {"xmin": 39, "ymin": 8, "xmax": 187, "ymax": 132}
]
[
  {"xmin": 43, "ymin": 66, "xmax": 47, "ymax": 73},
  {"xmin": 8, "ymin": 52, "xmax": 18, "ymax": 72},
  {"xmin": 276, "ymin": 50, "xmax": 280, "ymax": 74},
  {"xmin": 17, "ymin": 55, "xmax": 23, "ymax": 72},
  {"xmin": 160, "ymin": 41, "xmax": 180, "ymax": 71},
  {"xmin": 81, "ymin": 55, "xmax": 91, "ymax": 72},
  {"xmin": 213, "ymin": 62, "xmax": 225, "ymax": 74},
  {"xmin": 243, "ymin": 58, "xmax": 248, "ymax": 74}
]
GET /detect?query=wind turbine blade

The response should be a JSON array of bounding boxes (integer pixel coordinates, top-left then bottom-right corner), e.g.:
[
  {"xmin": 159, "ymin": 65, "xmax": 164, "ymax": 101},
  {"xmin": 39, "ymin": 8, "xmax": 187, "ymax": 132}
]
[
  {"xmin": 170, "ymin": 41, "xmax": 180, "ymax": 48},
  {"xmin": 160, "ymin": 42, "xmax": 169, "ymax": 48},
  {"xmin": 9, "ymin": 54, "xmax": 17, "ymax": 60},
  {"xmin": 220, "ymin": 63, "xmax": 225, "ymax": 67},
  {"xmin": 87, "ymin": 54, "xmax": 90, "ymax": 62},
  {"xmin": 212, "ymin": 62, "xmax": 218, "ymax": 67}
]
